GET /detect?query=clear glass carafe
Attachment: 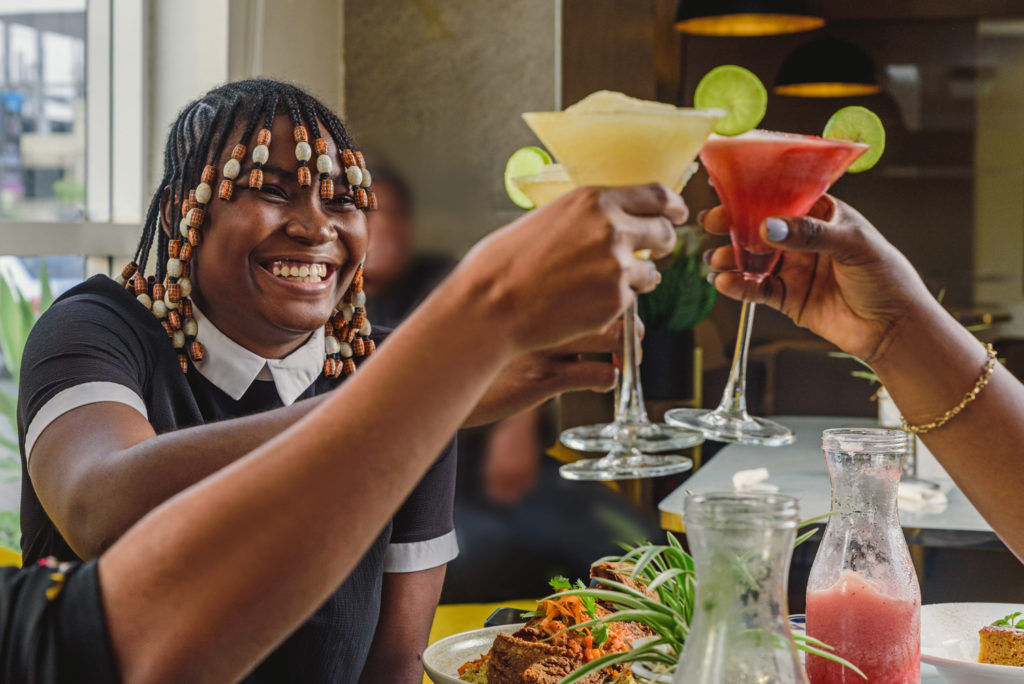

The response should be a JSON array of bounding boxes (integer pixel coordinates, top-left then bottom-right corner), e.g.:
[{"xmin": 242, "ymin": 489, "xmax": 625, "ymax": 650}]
[
  {"xmin": 806, "ymin": 428, "xmax": 920, "ymax": 683},
  {"xmin": 674, "ymin": 492, "xmax": 808, "ymax": 684}
]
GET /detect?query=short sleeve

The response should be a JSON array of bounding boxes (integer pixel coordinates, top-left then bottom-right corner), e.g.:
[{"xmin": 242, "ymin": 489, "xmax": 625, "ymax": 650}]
[
  {"xmin": 0, "ymin": 561, "xmax": 119, "ymax": 684},
  {"xmin": 18, "ymin": 283, "xmax": 151, "ymax": 461},
  {"xmin": 384, "ymin": 438, "xmax": 458, "ymax": 573}
]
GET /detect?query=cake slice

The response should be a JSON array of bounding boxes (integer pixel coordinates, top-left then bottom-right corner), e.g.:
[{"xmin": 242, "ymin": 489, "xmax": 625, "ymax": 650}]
[{"xmin": 979, "ymin": 625, "xmax": 1024, "ymax": 666}]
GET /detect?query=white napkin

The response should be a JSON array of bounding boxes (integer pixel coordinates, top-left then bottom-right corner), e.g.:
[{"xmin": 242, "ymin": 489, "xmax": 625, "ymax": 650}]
[
  {"xmin": 898, "ymin": 481, "xmax": 948, "ymax": 513},
  {"xmin": 732, "ymin": 467, "xmax": 780, "ymax": 493}
]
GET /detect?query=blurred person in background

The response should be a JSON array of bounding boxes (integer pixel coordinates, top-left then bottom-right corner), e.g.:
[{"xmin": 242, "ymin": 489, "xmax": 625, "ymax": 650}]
[{"xmin": 363, "ymin": 166, "xmax": 662, "ymax": 603}]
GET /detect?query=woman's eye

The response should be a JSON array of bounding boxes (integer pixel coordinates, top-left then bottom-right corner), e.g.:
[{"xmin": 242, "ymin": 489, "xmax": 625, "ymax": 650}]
[{"xmin": 261, "ymin": 185, "xmax": 288, "ymax": 200}]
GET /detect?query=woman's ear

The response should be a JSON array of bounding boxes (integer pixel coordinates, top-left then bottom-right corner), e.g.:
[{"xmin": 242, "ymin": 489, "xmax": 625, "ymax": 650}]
[{"xmin": 159, "ymin": 186, "xmax": 174, "ymax": 238}]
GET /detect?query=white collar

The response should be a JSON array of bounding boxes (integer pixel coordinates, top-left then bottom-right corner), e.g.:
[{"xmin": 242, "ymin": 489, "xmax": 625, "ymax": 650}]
[{"xmin": 191, "ymin": 303, "xmax": 324, "ymax": 406}]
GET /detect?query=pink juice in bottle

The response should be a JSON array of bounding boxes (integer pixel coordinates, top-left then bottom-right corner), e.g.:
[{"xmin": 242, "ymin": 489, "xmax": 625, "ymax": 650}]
[
  {"xmin": 806, "ymin": 570, "xmax": 920, "ymax": 683},
  {"xmin": 699, "ymin": 131, "xmax": 867, "ymax": 280}
]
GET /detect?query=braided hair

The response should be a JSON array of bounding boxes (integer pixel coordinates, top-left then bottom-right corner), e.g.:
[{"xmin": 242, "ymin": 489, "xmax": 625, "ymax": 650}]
[
  {"xmin": 134, "ymin": 79, "xmax": 360, "ymax": 281},
  {"xmin": 120, "ymin": 79, "xmax": 376, "ymax": 377}
]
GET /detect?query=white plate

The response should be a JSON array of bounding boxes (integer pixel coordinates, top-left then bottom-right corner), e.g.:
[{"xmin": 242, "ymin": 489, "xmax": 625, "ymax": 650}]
[
  {"xmin": 423, "ymin": 623, "xmax": 525, "ymax": 684},
  {"xmin": 921, "ymin": 603, "xmax": 1024, "ymax": 683}
]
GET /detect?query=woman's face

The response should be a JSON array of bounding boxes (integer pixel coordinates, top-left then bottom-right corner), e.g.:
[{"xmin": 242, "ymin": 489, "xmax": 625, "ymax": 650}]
[{"xmin": 182, "ymin": 113, "xmax": 367, "ymax": 357}]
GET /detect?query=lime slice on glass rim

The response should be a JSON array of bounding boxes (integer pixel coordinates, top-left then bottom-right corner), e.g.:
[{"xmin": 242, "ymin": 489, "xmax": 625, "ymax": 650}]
[
  {"xmin": 823, "ymin": 106, "xmax": 885, "ymax": 173},
  {"xmin": 694, "ymin": 65, "xmax": 767, "ymax": 136},
  {"xmin": 504, "ymin": 146, "xmax": 553, "ymax": 209}
]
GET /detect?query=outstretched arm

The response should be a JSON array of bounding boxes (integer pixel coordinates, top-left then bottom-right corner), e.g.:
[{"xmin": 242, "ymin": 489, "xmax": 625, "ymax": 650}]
[
  {"xmin": 97, "ymin": 184, "xmax": 684, "ymax": 683},
  {"xmin": 703, "ymin": 196, "xmax": 1024, "ymax": 561}
]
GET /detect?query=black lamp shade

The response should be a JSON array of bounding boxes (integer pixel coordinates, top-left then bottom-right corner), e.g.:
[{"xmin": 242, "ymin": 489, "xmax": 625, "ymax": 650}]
[
  {"xmin": 775, "ymin": 38, "xmax": 881, "ymax": 97},
  {"xmin": 675, "ymin": 0, "xmax": 824, "ymax": 36}
]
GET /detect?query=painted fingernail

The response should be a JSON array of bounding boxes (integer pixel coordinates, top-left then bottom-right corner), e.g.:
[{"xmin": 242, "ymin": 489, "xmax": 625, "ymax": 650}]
[
  {"xmin": 706, "ymin": 271, "xmax": 717, "ymax": 285},
  {"xmin": 765, "ymin": 218, "xmax": 789, "ymax": 242},
  {"xmin": 702, "ymin": 248, "xmax": 713, "ymax": 265},
  {"xmin": 697, "ymin": 209, "xmax": 708, "ymax": 226}
]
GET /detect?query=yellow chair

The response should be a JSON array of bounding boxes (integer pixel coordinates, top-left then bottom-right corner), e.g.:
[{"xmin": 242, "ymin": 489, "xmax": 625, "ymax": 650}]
[
  {"xmin": 0, "ymin": 545, "xmax": 22, "ymax": 568},
  {"xmin": 423, "ymin": 600, "xmax": 537, "ymax": 684}
]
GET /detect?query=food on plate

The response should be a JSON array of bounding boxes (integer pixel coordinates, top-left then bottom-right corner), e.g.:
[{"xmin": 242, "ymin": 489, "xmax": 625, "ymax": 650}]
[
  {"xmin": 458, "ymin": 565, "xmax": 654, "ymax": 683},
  {"xmin": 978, "ymin": 610, "xmax": 1024, "ymax": 666}
]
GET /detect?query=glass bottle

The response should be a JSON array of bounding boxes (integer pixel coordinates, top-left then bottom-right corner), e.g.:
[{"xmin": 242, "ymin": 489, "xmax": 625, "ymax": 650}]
[
  {"xmin": 806, "ymin": 428, "xmax": 920, "ymax": 683},
  {"xmin": 674, "ymin": 492, "xmax": 808, "ymax": 684}
]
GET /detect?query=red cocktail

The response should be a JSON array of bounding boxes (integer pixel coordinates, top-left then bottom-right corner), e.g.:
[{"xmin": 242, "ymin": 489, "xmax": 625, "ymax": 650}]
[{"xmin": 699, "ymin": 130, "xmax": 868, "ymax": 280}]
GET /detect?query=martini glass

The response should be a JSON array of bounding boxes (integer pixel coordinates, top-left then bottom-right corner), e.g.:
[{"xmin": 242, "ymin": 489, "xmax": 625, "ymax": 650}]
[
  {"xmin": 522, "ymin": 91, "xmax": 720, "ymax": 480},
  {"xmin": 665, "ymin": 130, "xmax": 868, "ymax": 445}
]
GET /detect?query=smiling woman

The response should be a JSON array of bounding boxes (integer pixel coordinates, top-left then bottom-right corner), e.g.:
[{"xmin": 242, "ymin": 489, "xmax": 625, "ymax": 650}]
[{"xmin": 0, "ymin": 74, "xmax": 684, "ymax": 684}]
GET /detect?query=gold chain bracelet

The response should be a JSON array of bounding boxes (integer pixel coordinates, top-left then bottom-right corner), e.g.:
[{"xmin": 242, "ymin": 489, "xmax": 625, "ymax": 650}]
[{"xmin": 900, "ymin": 342, "xmax": 998, "ymax": 435}]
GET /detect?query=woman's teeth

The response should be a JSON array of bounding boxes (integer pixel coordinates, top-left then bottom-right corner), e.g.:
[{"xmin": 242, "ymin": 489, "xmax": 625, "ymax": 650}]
[{"xmin": 269, "ymin": 262, "xmax": 329, "ymax": 283}]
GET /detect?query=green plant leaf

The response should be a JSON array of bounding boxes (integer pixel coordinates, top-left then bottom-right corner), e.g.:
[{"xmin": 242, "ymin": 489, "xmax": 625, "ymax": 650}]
[{"xmin": 38, "ymin": 262, "xmax": 53, "ymax": 313}]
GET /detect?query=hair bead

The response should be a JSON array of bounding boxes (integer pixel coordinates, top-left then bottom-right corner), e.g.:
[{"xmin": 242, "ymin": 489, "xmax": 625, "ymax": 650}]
[
  {"xmin": 354, "ymin": 187, "xmax": 368, "ymax": 209},
  {"xmin": 342, "ymin": 359, "xmax": 356, "ymax": 376},
  {"xmin": 293, "ymin": 125, "xmax": 309, "ymax": 143},
  {"xmin": 231, "ymin": 144, "xmax": 247, "ymax": 161},
  {"xmin": 161, "ymin": 321, "xmax": 174, "ymax": 337},
  {"xmin": 365, "ymin": 338, "xmax": 376, "ymax": 356},
  {"xmin": 367, "ymin": 189, "xmax": 378, "ymax": 211},
  {"xmin": 167, "ymin": 258, "xmax": 183, "ymax": 278},
  {"xmin": 188, "ymin": 228, "xmax": 202, "ymax": 248},
  {"xmin": 352, "ymin": 336, "xmax": 365, "ymax": 356},
  {"xmin": 195, "ymin": 182, "xmax": 212, "ymax": 205},
  {"xmin": 324, "ymin": 357, "xmax": 338, "ymax": 378},
  {"xmin": 187, "ymin": 207, "xmax": 205, "ymax": 228},
  {"xmin": 218, "ymin": 178, "xmax": 234, "ymax": 200},
  {"xmin": 136, "ymin": 293, "xmax": 153, "ymax": 310},
  {"xmin": 178, "ymin": 353, "xmax": 189, "ymax": 374},
  {"xmin": 181, "ymin": 261, "xmax": 192, "ymax": 278},
  {"xmin": 188, "ymin": 340, "xmax": 204, "ymax": 362},
  {"xmin": 179, "ymin": 242, "xmax": 193, "ymax": 262},
  {"xmin": 297, "ymin": 166, "xmax": 312, "ymax": 187},
  {"xmin": 354, "ymin": 151, "xmax": 366, "ymax": 168},
  {"xmin": 188, "ymin": 189, "xmax": 198, "ymax": 211},
  {"xmin": 168, "ymin": 240, "xmax": 181, "ymax": 259},
  {"xmin": 131, "ymin": 273, "xmax": 147, "ymax": 295},
  {"xmin": 256, "ymin": 128, "xmax": 272, "ymax": 147},
  {"xmin": 341, "ymin": 149, "xmax": 357, "ymax": 167},
  {"xmin": 166, "ymin": 282, "xmax": 182, "ymax": 304},
  {"xmin": 152, "ymin": 283, "xmax": 165, "ymax": 301},
  {"xmin": 314, "ymin": 138, "xmax": 327, "ymax": 156},
  {"xmin": 167, "ymin": 310, "xmax": 182, "ymax": 330},
  {"xmin": 351, "ymin": 308, "xmax": 366, "ymax": 330},
  {"xmin": 295, "ymin": 142, "xmax": 312, "ymax": 162},
  {"xmin": 201, "ymin": 165, "xmax": 217, "ymax": 185},
  {"xmin": 346, "ymin": 166, "xmax": 364, "ymax": 187},
  {"xmin": 121, "ymin": 262, "xmax": 138, "ymax": 280},
  {"xmin": 319, "ymin": 177, "xmax": 334, "ymax": 200},
  {"xmin": 249, "ymin": 168, "xmax": 264, "ymax": 190},
  {"xmin": 183, "ymin": 317, "xmax": 198, "ymax": 337},
  {"xmin": 180, "ymin": 298, "xmax": 194, "ymax": 320}
]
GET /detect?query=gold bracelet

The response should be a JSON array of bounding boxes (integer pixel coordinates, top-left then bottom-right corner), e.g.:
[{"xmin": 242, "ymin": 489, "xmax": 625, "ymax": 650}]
[{"xmin": 900, "ymin": 342, "xmax": 998, "ymax": 435}]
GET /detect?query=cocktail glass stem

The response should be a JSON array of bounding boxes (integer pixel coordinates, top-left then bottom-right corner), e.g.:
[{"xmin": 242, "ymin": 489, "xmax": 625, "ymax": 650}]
[
  {"xmin": 614, "ymin": 299, "xmax": 651, "ymax": 429},
  {"xmin": 664, "ymin": 297, "xmax": 794, "ymax": 445},
  {"xmin": 716, "ymin": 299, "xmax": 756, "ymax": 419}
]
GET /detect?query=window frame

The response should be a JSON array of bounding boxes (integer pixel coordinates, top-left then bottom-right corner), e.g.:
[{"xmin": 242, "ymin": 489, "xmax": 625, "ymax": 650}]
[{"xmin": 1, "ymin": 0, "xmax": 145, "ymax": 271}]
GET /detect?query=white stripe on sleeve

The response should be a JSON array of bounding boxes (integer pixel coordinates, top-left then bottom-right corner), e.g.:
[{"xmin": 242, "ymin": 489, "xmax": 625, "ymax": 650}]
[
  {"xmin": 24, "ymin": 382, "xmax": 148, "ymax": 463},
  {"xmin": 383, "ymin": 529, "xmax": 459, "ymax": 573}
]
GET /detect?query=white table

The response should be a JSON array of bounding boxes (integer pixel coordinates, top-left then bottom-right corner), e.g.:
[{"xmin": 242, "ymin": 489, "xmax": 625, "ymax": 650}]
[{"xmin": 659, "ymin": 416, "xmax": 999, "ymax": 549}]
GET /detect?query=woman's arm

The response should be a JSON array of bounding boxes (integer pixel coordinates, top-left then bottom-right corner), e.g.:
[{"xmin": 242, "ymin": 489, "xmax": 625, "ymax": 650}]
[
  {"xmin": 358, "ymin": 567, "xmax": 446, "ymax": 684},
  {"xmin": 703, "ymin": 196, "xmax": 1024, "ymax": 560},
  {"xmin": 97, "ymin": 184, "xmax": 684, "ymax": 683}
]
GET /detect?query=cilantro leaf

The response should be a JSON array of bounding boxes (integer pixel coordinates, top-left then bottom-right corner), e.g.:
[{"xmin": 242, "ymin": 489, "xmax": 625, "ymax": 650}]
[
  {"xmin": 592, "ymin": 622, "xmax": 609, "ymax": 647},
  {"xmin": 549, "ymin": 576, "xmax": 571, "ymax": 591},
  {"xmin": 580, "ymin": 593, "xmax": 598, "ymax": 619}
]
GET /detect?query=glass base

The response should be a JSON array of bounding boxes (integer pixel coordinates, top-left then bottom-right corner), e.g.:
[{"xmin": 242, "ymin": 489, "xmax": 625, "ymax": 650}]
[
  {"xmin": 560, "ymin": 421, "xmax": 704, "ymax": 453},
  {"xmin": 664, "ymin": 408, "xmax": 795, "ymax": 446},
  {"xmin": 560, "ymin": 451, "xmax": 694, "ymax": 481}
]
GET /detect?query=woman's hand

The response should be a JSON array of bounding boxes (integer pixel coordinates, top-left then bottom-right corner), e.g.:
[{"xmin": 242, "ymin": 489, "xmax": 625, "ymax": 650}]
[
  {"xmin": 465, "ymin": 318, "xmax": 629, "ymax": 427},
  {"xmin": 703, "ymin": 195, "xmax": 937, "ymax": 364},
  {"xmin": 457, "ymin": 184, "xmax": 684, "ymax": 354}
]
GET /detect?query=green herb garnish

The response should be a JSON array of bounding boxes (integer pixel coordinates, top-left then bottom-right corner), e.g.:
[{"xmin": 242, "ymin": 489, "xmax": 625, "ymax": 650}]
[
  {"xmin": 592, "ymin": 622, "xmax": 609, "ymax": 648},
  {"xmin": 993, "ymin": 611, "xmax": 1024, "ymax": 629},
  {"xmin": 549, "ymin": 575, "xmax": 571, "ymax": 592}
]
